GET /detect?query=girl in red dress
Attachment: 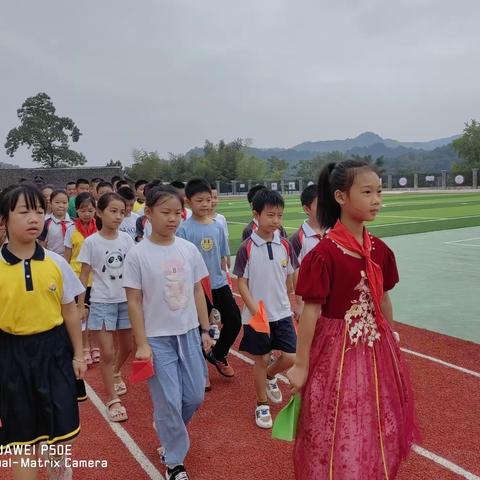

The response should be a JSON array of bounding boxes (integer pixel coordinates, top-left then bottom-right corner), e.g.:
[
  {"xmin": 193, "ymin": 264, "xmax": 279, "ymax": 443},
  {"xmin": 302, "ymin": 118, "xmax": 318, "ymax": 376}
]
[{"xmin": 287, "ymin": 160, "xmax": 418, "ymax": 479}]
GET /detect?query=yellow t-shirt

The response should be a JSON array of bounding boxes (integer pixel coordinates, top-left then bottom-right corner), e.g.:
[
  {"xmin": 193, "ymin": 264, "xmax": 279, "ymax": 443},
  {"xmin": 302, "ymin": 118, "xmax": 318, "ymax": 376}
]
[
  {"xmin": 0, "ymin": 243, "xmax": 84, "ymax": 335},
  {"xmin": 64, "ymin": 226, "xmax": 92, "ymax": 285},
  {"xmin": 132, "ymin": 200, "xmax": 145, "ymax": 213}
]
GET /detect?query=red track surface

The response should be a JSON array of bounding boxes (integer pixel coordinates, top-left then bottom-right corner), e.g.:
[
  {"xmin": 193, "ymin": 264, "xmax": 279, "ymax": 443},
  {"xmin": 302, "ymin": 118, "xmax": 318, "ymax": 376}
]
[{"xmin": 3, "ymin": 286, "xmax": 480, "ymax": 479}]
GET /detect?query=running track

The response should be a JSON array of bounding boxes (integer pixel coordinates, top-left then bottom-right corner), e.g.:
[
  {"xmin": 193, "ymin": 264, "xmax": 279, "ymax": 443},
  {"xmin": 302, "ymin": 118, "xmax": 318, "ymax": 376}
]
[{"xmin": 4, "ymin": 282, "xmax": 480, "ymax": 480}]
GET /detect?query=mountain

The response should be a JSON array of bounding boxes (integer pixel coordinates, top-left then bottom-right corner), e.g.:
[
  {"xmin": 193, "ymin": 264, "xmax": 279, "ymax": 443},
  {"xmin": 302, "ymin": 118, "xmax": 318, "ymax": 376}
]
[{"xmin": 292, "ymin": 131, "xmax": 459, "ymax": 153}]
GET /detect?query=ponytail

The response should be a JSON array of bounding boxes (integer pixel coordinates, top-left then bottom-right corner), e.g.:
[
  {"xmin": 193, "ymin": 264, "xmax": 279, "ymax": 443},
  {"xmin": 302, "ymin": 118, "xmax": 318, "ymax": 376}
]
[{"xmin": 317, "ymin": 159, "xmax": 373, "ymax": 229}]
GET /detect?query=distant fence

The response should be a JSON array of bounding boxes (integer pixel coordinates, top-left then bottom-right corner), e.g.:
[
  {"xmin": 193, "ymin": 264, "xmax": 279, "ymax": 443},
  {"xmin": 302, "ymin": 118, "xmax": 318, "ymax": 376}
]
[{"xmin": 215, "ymin": 169, "xmax": 479, "ymax": 195}]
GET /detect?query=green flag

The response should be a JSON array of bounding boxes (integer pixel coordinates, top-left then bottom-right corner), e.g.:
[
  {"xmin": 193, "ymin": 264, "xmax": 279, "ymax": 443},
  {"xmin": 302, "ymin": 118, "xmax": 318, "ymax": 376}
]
[{"xmin": 272, "ymin": 393, "xmax": 302, "ymax": 442}]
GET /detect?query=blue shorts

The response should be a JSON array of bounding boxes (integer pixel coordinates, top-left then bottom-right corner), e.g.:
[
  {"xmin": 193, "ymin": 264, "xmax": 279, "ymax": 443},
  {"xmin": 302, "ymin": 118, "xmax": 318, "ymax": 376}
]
[
  {"xmin": 239, "ymin": 316, "xmax": 297, "ymax": 356},
  {"xmin": 88, "ymin": 302, "xmax": 131, "ymax": 331}
]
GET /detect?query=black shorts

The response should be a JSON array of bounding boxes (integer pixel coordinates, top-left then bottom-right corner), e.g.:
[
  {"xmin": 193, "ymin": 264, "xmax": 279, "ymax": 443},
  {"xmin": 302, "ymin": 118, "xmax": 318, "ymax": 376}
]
[
  {"xmin": 0, "ymin": 325, "xmax": 81, "ymax": 447},
  {"xmin": 239, "ymin": 316, "xmax": 297, "ymax": 356}
]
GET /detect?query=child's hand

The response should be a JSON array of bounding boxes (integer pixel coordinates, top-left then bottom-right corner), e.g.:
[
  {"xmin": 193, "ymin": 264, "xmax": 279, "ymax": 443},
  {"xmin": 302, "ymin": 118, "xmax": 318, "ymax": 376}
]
[
  {"xmin": 77, "ymin": 305, "xmax": 87, "ymax": 322},
  {"xmin": 136, "ymin": 344, "xmax": 152, "ymax": 362},
  {"xmin": 287, "ymin": 364, "xmax": 308, "ymax": 394},
  {"xmin": 201, "ymin": 332, "xmax": 214, "ymax": 352},
  {"xmin": 72, "ymin": 358, "xmax": 88, "ymax": 379}
]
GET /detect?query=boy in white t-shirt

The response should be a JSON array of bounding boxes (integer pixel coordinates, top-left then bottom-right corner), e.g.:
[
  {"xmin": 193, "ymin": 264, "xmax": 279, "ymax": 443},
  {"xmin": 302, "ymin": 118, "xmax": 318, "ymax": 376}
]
[
  {"xmin": 234, "ymin": 189, "xmax": 298, "ymax": 429},
  {"xmin": 124, "ymin": 185, "xmax": 213, "ymax": 480},
  {"xmin": 118, "ymin": 186, "xmax": 139, "ymax": 241}
]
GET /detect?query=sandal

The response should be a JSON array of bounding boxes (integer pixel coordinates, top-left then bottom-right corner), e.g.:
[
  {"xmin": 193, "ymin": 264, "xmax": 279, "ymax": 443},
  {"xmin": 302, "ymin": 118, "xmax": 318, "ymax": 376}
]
[
  {"xmin": 113, "ymin": 372, "xmax": 127, "ymax": 396},
  {"xmin": 83, "ymin": 348, "xmax": 93, "ymax": 366},
  {"xmin": 106, "ymin": 399, "xmax": 128, "ymax": 422},
  {"xmin": 91, "ymin": 347, "xmax": 100, "ymax": 363}
]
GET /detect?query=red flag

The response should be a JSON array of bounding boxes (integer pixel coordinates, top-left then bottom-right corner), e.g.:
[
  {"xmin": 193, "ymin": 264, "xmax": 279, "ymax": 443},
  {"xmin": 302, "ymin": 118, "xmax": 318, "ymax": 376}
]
[
  {"xmin": 249, "ymin": 300, "xmax": 270, "ymax": 334},
  {"xmin": 130, "ymin": 360, "xmax": 154, "ymax": 384},
  {"xmin": 201, "ymin": 276, "xmax": 213, "ymax": 305}
]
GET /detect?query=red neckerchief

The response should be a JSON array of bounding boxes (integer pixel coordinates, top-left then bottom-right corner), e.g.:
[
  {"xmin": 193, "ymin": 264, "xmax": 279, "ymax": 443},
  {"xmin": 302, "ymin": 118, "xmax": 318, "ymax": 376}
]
[
  {"xmin": 327, "ymin": 220, "xmax": 385, "ymax": 324},
  {"xmin": 74, "ymin": 218, "xmax": 97, "ymax": 239},
  {"xmin": 181, "ymin": 208, "xmax": 187, "ymax": 220}
]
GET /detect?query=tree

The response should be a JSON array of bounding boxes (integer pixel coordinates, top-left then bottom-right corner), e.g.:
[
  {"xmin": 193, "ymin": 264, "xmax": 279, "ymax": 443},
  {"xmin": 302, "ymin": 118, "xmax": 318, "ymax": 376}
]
[
  {"xmin": 106, "ymin": 159, "xmax": 123, "ymax": 168},
  {"xmin": 266, "ymin": 156, "xmax": 289, "ymax": 181},
  {"xmin": 236, "ymin": 155, "xmax": 267, "ymax": 181},
  {"xmin": 452, "ymin": 120, "xmax": 480, "ymax": 169},
  {"xmin": 126, "ymin": 149, "xmax": 172, "ymax": 181},
  {"xmin": 5, "ymin": 92, "xmax": 86, "ymax": 168}
]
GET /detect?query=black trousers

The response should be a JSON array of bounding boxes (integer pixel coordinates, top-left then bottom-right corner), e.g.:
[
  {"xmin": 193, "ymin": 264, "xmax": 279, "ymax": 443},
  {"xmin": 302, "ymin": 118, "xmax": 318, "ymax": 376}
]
[{"xmin": 207, "ymin": 285, "xmax": 242, "ymax": 360}]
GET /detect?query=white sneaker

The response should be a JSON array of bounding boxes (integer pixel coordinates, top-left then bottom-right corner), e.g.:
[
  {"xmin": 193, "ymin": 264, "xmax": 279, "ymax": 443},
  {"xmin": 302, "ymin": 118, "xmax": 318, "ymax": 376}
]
[
  {"xmin": 266, "ymin": 376, "xmax": 283, "ymax": 404},
  {"xmin": 255, "ymin": 404, "xmax": 273, "ymax": 429}
]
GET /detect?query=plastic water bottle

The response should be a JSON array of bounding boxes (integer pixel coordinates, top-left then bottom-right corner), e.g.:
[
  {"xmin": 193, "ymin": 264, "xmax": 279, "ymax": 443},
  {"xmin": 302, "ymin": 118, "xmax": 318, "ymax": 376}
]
[{"xmin": 209, "ymin": 308, "xmax": 221, "ymax": 340}]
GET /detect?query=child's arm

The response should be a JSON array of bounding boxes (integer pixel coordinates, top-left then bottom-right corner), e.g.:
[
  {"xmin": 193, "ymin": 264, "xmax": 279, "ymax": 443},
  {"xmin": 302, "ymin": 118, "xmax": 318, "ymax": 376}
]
[
  {"xmin": 380, "ymin": 291, "xmax": 394, "ymax": 327},
  {"xmin": 77, "ymin": 263, "xmax": 91, "ymax": 321},
  {"xmin": 238, "ymin": 276, "xmax": 257, "ymax": 316},
  {"xmin": 64, "ymin": 247, "xmax": 72, "ymax": 263},
  {"xmin": 194, "ymin": 281, "xmax": 214, "ymax": 352},
  {"xmin": 125, "ymin": 287, "xmax": 152, "ymax": 361},
  {"xmin": 287, "ymin": 302, "xmax": 321, "ymax": 393},
  {"xmin": 62, "ymin": 301, "xmax": 87, "ymax": 379}
]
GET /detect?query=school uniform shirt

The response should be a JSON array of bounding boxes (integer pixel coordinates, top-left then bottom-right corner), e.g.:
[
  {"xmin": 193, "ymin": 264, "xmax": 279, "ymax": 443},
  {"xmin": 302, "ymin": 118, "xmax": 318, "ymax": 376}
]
[
  {"xmin": 120, "ymin": 212, "xmax": 139, "ymax": 241},
  {"xmin": 0, "ymin": 243, "xmax": 84, "ymax": 335},
  {"xmin": 132, "ymin": 200, "xmax": 145, "ymax": 213},
  {"xmin": 289, "ymin": 221, "xmax": 323, "ymax": 265},
  {"xmin": 123, "ymin": 237, "xmax": 209, "ymax": 337},
  {"xmin": 64, "ymin": 225, "xmax": 88, "ymax": 277},
  {"xmin": 234, "ymin": 231, "xmax": 298, "ymax": 324},
  {"xmin": 176, "ymin": 218, "xmax": 230, "ymax": 290},
  {"xmin": 38, "ymin": 214, "xmax": 73, "ymax": 256},
  {"xmin": 214, "ymin": 213, "xmax": 229, "ymax": 239},
  {"xmin": 77, "ymin": 232, "xmax": 134, "ymax": 303},
  {"xmin": 241, "ymin": 218, "xmax": 288, "ymax": 241}
]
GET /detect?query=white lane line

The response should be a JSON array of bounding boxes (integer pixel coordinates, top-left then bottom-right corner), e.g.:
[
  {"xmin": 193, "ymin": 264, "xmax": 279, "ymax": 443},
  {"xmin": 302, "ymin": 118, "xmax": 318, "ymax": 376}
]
[
  {"xmin": 231, "ymin": 295, "xmax": 480, "ymax": 379},
  {"xmin": 84, "ymin": 382, "xmax": 164, "ymax": 480},
  {"xmin": 411, "ymin": 446, "xmax": 480, "ymax": 480},
  {"xmin": 400, "ymin": 348, "xmax": 480, "ymax": 379},
  {"xmin": 370, "ymin": 214, "xmax": 480, "ymax": 228},
  {"xmin": 379, "ymin": 215, "xmax": 438, "ymax": 220},
  {"xmin": 444, "ymin": 237, "xmax": 480, "ymax": 245},
  {"xmin": 229, "ymin": 349, "xmax": 289, "ymax": 384},
  {"xmin": 228, "ymin": 348, "xmax": 480, "ymax": 480}
]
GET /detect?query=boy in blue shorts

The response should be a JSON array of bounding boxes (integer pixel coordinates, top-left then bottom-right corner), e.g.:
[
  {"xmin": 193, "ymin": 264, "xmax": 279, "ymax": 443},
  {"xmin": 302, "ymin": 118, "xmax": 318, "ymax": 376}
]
[
  {"xmin": 177, "ymin": 178, "xmax": 241, "ymax": 378},
  {"xmin": 234, "ymin": 189, "xmax": 298, "ymax": 429}
]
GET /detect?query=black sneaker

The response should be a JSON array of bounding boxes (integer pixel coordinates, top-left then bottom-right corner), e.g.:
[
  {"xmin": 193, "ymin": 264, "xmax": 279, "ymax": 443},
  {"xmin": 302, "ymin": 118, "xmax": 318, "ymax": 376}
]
[{"xmin": 166, "ymin": 465, "xmax": 189, "ymax": 480}]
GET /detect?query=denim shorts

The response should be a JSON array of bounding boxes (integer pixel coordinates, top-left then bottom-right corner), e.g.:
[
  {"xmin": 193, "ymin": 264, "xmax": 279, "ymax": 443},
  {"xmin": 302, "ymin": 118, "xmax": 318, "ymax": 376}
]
[{"xmin": 88, "ymin": 302, "xmax": 131, "ymax": 331}]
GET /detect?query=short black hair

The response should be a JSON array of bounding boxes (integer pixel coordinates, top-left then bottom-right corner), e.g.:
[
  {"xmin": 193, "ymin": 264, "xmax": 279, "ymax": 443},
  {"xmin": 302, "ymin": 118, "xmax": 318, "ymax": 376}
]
[
  {"xmin": 135, "ymin": 179, "xmax": 148, "ymax": 190},
  {"xmin": 170, "ymin": 180, "xmax": 185, "ymax": 189},
  {"xmin": 300, "ymin": 184, "xmax": 318, "ymax": 207},
  {"xmin": 111, "ymin": 175, "xmax": 122, "ymax": 184},
  {"xmin": 0, "ymin": 184, "xmax": 46, "ymax": 223},
  {"xmin": 75, "ymin": 192, "xmax": 96, "ymax": 210},
  {"xmin": 252, "ymin": 189, "xmax": 284, "ymax": 214},
  {"xmin": 76, "ymin": 178, "xmax": 90, "ymax": 187},
  {"xmin": 247, "ymin": 184, "xmax": 267, "ymax": 204},
  {"xmin": 185, "ymin": 178, "xmax": 211, "ymax": 199},
  {"xmin": 210, "ymin": 183, "xmax": 217, "ymax": 191},
  {"xmin": 66, "ymin": 181, "xmax": 76, "ymax": 187},
  {"xmin": 117, "ymin": 186, "xmax": 136, "ymax": 201},
  {"xmin": 90, "ymin": 177, "xmax": 103, "ymax": 185},
  {"xmin": 96, "ymin": 181, "xmax": 113, "ymax": 192},
  {"xmin": 146, "ymin": 185, "xmax": 184, "ymax": 209},
  {"xmin": 115, "ymin": 180, "xmax": 129, "ymax": 190},
  {"xmin": 144, "ymin": 179, "xmax": 163, "ymax": 196}
]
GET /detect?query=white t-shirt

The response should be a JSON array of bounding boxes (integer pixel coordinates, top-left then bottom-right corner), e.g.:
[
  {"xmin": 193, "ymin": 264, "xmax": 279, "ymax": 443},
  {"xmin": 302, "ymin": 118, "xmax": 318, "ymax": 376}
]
[
  {"xmin": 214, "ymin": 213, "xmax": 229, "ymax": 239},
  {"xmin": 123, "ymin": 237, "xmax": 209, "ymax": 337},
  {"xmin": 39, "ymin": 214, "xmax": 73, "ymax": 256},
  {"xmin": 120, "ymin": 212, "xmax": 139, "ymax": 241},
  {"xmin": 77, "ymin": 232, "xmax": 135, "ymax": 303}
]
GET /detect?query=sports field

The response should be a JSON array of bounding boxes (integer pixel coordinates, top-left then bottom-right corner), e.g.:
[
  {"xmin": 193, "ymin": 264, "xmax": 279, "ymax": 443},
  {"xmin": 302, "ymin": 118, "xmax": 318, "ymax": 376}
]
[
  {"xmin": 219, "ymin": 191, "xmax": 480, "ymax": 252},
  {"xmin": 5, "ymin": 191, "xmax": 479, "ymax": 480}
]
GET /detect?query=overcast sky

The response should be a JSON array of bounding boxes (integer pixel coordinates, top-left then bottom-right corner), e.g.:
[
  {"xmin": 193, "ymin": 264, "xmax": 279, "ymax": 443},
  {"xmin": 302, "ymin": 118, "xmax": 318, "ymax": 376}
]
[{"xmin": 1, "ymin": 0, "xmax": 479, "ymax": 167}]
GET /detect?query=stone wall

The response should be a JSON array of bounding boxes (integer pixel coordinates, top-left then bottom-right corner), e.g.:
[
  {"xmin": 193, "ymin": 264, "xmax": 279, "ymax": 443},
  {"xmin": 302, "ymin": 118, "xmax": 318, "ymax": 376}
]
[{"xmin": 0, "ymin": 166, "xmax": 123, "ymax": 190}]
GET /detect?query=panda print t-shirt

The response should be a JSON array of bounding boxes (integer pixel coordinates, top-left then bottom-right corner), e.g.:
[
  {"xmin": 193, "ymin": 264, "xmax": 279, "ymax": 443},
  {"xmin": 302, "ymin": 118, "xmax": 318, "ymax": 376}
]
[{"xmin": 77, "ymin": 231, "xmax": 135, "ymax": 303}]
